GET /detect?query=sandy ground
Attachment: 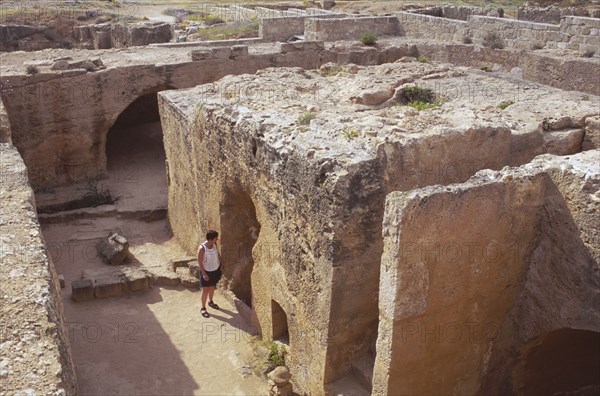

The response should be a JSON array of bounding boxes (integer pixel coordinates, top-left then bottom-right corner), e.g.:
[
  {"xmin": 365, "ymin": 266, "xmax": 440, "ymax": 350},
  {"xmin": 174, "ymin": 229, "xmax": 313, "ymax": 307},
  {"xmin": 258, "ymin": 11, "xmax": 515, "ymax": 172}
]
[{"xmin": 39, "ymin": 121, "xmax": 269, "ymax": 395}]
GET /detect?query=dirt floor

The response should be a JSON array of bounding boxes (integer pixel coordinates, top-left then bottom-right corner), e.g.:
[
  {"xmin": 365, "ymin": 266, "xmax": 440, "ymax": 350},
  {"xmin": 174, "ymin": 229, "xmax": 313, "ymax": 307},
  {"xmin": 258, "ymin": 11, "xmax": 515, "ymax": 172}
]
[{"xmin": 38, "ymin": 121, "xmax": 269, "ymax": 395}]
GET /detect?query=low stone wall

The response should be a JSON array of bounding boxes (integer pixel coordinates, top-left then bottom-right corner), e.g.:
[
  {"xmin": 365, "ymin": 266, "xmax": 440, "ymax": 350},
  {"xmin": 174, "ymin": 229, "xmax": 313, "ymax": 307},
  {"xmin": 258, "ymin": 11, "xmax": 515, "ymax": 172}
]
[
  {"xmin": 254, "ymin": 6, "xmax": 340, "ymax": 19},
  {"xmin": 259, "ymin": 13, "xmax": 347, "ymax": 42},
  {"xmin": 468, "ymin": 15, "xmax": 562, "ymax": 49},
  {"xmin": 396, "ymin": 12, "xmax": 468, "ymax": 42},
  {"xmin": 412, "ymin": 5, "xmax": 503, "ymax": 20},
  {"xmin": 260, "ymin": 16, "xmax": 306, "ymax": 42},
  {"xmin": 395, "ymin": 12, "xmax": 600, "ymax": 54},
  {"xmin": 415, "ymin": 42, "xmax": 600, "ymax": 96},
  {"xmin": 0, "ymin": 141, "xmax": 78, "ymax": 394},
  {"xmin": 74, "ymin": 21, "xmax": 173, "ymax": 49},
  {"xmin": 517, "ymin": 5, "xmax": 600, "ymax": 24},
  {"xmin": 0, "ymin": 24, "xmax": 52, "ymax": 51},
  {"xmin": 305, "ymin": 16, "xmax": 400, "ymax": 41},
  {"xmin": 150, "ymin": 37, "xmax": 262, "ymax": 48}
]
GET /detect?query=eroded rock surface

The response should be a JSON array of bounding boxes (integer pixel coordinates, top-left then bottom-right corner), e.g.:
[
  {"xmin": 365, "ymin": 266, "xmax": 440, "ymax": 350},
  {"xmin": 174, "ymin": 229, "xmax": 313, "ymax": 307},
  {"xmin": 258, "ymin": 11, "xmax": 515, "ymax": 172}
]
[
  {"xmin": 0, "ymin": 143, "xmax": 78, "ymax": 394},
  {"xmin": 374, "ymin": 150, "xmax": 600, "ymax": 395}
]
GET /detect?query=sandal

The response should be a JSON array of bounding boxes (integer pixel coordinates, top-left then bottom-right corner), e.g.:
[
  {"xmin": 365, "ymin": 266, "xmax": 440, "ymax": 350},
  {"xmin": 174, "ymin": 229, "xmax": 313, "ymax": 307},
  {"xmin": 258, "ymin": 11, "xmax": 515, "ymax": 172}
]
[
  {"xmin": 208, "ymin": 301, "xmax": 220, "ymax": 310},
  {"xmin": 200, "ymin": 308, "xmax": 210, "ymax": 318}
]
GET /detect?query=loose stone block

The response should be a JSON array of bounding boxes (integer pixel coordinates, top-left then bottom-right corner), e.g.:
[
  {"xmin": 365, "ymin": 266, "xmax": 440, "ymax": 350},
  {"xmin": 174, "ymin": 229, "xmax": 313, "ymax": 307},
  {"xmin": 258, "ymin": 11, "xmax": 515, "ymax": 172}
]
[
  {"xmin": 122, "ymin": 268, "xmax": 151, "ymax": 292},
  {"xmin": 280, "ymin": 41, "xmax": 324, "ymax": 54},
  {"xmin": 191, "ymin": 49, "xmax": 213, "ymax": 61},
  {"xmin": 169, "ymin": 256, "xmax": 196, "ymax": 272},
  {"xmin": 544, "ymin": 129, "xmax": 585, "ymax": 155},
  {"xmin": 96, "ymin": 233, "xmax": 129, "ymax": 265},
  {"xmin": 153, "ymin": 270, "xmax": 181, "ymax": 286},
  {"xmin": 51, "ymin": 60, "xmax": 69, "ymax": 71},
  {"xmin": 210, "ymin": 47, "xmax": 233, "ymax": 59},
  {"xmin": 94, "ymin": 277, "xmax": 124, "ymax": 298},
  {"xmin": 71, "ymin": 279, "xmax": 94, "ymax": 302}
]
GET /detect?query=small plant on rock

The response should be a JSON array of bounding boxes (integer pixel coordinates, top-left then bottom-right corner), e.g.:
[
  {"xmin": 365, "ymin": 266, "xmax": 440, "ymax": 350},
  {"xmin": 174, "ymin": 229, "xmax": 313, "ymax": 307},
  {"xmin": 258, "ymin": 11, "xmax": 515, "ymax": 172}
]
[
  {"xmin": 81, "ymin": 177, "xmax": 118, "ymax": 207},
  {"xmin": 542, "ymin": 118, "xmax": 552, "ymax": 132},
  {"xmin": 417, "ymin": 55, "xmax": 430, "ymax": 63},
  {"xmin": 483, "ymin": 32, "xmax": 504, "ymax": 49},
  {"xmin": 359, "ymin": 32, "xmax": 377, "ymax": 46},
  {"xmin": 406, "ymin": 99, "xmax": 444, "ymax": 111},
  {"xmin": 26, "ymin": 65, "xmax": 39, "ymax": 75},
  {"xmin": 298, "ymin": 112, "xmax": 317, "ymax": 126},
  {"xmin": 481, "ymin": 65, "xmax": 493, "ymax": 72},
  {"xmin": 342, "ymin": 129, "xmax": 359, "ymax": 140},
  {"xmin": 581, "ymin": 95, "xmax": 590, "ymax": 101},
  {"xmin": 462, "ymin": 35, "xmax": 473, "ymax": 44},
  {"xmin": 498, "ymin": 100, "xmax": 514, "ymax": 110},
  {"xmin": 268, "ymin": 343, "xmax": 286, "ymax": 367},
  {"xmin": 401, "ymin": 85, "xmax": 435, "ymax": 104}
]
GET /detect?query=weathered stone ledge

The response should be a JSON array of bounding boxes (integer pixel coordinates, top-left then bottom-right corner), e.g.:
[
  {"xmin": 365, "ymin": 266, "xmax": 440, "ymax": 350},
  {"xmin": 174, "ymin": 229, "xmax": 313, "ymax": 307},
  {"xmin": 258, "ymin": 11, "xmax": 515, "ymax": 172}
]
[{"xmin": 0, "ymin": 143, "xmax": 78, "ymax": 395}]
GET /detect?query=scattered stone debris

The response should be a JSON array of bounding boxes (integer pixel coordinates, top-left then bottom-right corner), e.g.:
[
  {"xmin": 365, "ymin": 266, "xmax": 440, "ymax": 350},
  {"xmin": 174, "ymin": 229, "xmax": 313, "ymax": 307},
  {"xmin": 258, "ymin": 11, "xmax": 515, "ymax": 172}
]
[
  {"xmin": 71, "ymin": 279, "xmax": 94, "ymax": 302},
  {"xmin": 268, "ymin": 366, "xmax": 293, "ymax": 396}
]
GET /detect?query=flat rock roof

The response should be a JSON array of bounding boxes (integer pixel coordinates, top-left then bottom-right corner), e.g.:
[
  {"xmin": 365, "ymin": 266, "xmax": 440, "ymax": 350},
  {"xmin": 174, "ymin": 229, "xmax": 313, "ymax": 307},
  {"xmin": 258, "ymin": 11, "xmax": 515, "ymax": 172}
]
[{"xmin": 160, "ymin": 59, "xmax": 599, "ymax": 165}]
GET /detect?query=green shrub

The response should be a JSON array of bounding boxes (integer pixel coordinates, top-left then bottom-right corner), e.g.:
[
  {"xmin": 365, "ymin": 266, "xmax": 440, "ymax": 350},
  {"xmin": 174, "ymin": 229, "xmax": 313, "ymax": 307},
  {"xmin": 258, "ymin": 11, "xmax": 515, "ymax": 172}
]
[
  {"xmin": 401, "ymin": 85, "xmax": 435, "ymax": 104},
  {"xmin": 268, "ymin": 343, "xmax": 285, "ymax": 366},
  {"xmin": 462, "ymin": 36, "xmax": 473, "ymax": 44},
  {"xmin": 498, "ymin": 100, "xmax": 514, "ymax": 110},
  {"xmin": 417, "ymin": 55, "xmax": 429, "ymax": 63},
  {"xmin": 405, "ymin": 100, "xmax": 444, "ymax": 111},
  {"xmin": 359, "ymin": 32, "xmax": 377, "ymax": 46},
  {"xmin": 298, "ymin": 112, "xmax": 317, "ymax": 126},
  {"xmin": 26, "ymin": 65, "xmax": 39, "ymax": 75}
]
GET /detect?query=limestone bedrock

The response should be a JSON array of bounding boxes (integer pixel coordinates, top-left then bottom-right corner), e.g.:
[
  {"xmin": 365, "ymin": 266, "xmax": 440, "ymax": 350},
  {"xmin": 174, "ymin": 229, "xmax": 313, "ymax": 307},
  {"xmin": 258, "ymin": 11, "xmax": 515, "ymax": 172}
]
[{"xmin": 158, "ymin": 60, "xmax": 599, "ymax": 394}]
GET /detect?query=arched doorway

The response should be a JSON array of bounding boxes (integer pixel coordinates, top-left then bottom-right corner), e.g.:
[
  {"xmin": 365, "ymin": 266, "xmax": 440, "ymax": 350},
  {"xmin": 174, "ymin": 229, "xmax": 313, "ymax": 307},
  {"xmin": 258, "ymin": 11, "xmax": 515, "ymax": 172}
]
[
  {"xmin": 105, "ymin": 92, "xmax": 167, "ymax": 210},
  {"xmin": 272, "ymin": 299, "xmax": 289, "ymax": 344},
  {"xmin": 513, "ymin": 328, "xmax": 600, "ymax": 395}
]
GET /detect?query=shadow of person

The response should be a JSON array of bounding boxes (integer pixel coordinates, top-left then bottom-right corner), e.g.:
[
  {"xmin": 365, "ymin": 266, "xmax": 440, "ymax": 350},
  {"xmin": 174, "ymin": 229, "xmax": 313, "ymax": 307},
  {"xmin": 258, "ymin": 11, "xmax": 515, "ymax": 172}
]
[{"xmin": 208, "ymin": 307, "xmax": 260, "ymax": 337}]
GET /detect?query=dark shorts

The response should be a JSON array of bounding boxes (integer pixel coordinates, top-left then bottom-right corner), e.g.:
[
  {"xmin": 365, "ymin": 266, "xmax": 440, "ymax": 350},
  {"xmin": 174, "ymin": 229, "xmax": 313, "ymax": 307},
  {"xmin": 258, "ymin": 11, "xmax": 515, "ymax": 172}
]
[{"xmin": 200, "ymin": 267, "xmax": 221, "ymax": 288}]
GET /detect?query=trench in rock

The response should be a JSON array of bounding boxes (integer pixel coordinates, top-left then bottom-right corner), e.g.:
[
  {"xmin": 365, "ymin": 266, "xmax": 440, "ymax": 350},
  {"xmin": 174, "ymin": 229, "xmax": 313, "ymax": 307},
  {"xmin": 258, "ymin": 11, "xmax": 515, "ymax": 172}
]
[{"xmin": 37, "ymin": 92, "xmax": 266, "ymax": 395}]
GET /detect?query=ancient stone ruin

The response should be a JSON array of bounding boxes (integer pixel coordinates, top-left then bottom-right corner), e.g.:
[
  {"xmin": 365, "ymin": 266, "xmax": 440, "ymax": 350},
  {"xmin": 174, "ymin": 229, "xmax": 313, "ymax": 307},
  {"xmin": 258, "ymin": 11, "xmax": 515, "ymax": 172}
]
[{"xmin": 1, "ymin": 2, "xmax": 599, "ymax": 395}]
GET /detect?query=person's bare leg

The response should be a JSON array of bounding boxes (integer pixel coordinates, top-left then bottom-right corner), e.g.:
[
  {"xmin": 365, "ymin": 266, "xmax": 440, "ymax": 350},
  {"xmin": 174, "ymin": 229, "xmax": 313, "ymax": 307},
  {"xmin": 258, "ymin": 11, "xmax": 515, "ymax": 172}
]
[
  {"xmin": 208, "ymin": 286, "xmax": 216, "ymax": 303},
  {"xmin": 201, "ymin": 287, "xmax": 209, "ymax": 309}
]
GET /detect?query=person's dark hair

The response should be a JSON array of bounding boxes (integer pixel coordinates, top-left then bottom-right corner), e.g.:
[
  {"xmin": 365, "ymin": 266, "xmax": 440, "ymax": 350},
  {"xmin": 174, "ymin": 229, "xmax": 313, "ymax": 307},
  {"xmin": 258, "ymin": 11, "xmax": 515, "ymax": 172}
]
[{"xmin": 206, "ymin": 230, "xmax": 219, "ymax": 241}]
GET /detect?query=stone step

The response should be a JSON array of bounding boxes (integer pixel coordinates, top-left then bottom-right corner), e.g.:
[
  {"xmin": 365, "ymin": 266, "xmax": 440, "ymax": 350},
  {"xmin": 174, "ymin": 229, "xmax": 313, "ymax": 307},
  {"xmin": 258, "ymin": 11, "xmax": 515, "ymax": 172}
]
[
  {"xmin": 38, "ymin": 206, "xmax": 167, "ymax": 224},
  {"xmin": 71, "ymin": 267, "xmax": 154, "ymax": 300}
]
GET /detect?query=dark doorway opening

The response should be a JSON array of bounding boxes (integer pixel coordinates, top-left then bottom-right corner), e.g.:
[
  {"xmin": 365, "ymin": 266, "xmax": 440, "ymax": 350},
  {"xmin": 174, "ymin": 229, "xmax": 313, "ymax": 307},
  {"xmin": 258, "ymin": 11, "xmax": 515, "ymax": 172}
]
[
  {"xmin": 104, "ymin": 93, "xmax": 166, "ymax": 210},
  {"xmin": 272, "ymin": 299, "xmax": 289, "ymax": 344},
  {"xmin": 513, "ymin": 328, "xmax": 600, "ymax": 395},
  {"xmin": 220, "ymin": 188, "xmax": 260, "ymax": 307}
]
